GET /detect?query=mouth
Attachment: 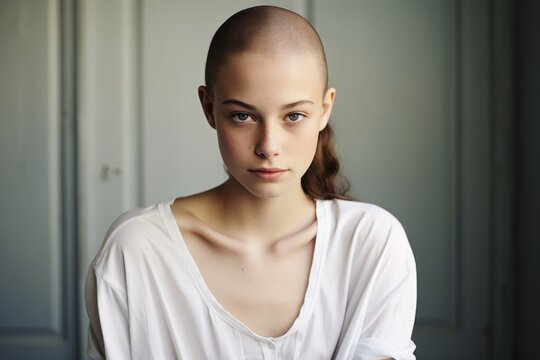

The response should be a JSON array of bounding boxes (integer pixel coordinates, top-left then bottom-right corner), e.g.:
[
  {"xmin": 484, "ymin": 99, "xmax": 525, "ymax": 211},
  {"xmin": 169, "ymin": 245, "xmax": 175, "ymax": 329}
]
[{"xmin": 248, "ymin": 168, "xmax": 287, "ymax": 180}]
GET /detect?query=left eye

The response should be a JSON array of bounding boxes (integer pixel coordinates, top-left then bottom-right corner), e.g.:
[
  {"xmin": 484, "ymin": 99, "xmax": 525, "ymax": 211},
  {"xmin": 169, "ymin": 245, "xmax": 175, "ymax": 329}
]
[{"xmin": 287, "ymin": 113, "xmax": 304, "ymax": 122}]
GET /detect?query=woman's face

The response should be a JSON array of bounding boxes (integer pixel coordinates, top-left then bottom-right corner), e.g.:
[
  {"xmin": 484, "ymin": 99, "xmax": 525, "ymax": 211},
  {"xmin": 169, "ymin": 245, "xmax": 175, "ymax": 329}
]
[{"xmin": 199, "ymin": 50, "xmax": 335, "ymax": 199}]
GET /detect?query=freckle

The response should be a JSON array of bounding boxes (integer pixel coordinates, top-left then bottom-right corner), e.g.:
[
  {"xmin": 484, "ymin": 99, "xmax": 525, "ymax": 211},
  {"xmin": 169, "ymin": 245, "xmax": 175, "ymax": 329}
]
[{"xmin": 241, "ymin": 267, "xmax": 245, "ymax": 271}]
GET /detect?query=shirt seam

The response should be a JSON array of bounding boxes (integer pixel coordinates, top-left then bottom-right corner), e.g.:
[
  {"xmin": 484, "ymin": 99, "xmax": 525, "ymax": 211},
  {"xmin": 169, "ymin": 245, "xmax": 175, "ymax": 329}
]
[
  {"xmin": 93, "ymin": 208, "xmax": 161, "ymax": 267},
  {"xmin": 93, "ymin": 265, "xmax": 127, "ymax": 297}
]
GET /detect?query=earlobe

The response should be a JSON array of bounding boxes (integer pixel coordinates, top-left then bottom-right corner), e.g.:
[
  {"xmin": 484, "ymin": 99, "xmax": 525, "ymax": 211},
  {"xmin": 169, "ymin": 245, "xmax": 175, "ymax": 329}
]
[
  {"xmin": 198, "ymin": 85, "xmax": 216, "ymax": 129},
  {"xmin": 319, "ymin": 87, "xmax": 336, "ymax": 131}
]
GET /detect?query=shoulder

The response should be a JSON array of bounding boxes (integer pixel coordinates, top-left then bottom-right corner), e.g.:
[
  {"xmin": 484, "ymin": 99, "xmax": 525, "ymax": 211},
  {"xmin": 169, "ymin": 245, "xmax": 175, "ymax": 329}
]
[
  {"xmin": 320, "ymin": 199, "xmax": 415, "ymax": 270},
  {"xmin": 321, "ymin": 198, "xmax": 404, "ymax": 233},
  {"xmin": 90, "ymin": 202, "xmax": 173, "ymax": 280},
  {"xmin": 103, "ymin": 203, "xmax": 167, "ymax": 243}
]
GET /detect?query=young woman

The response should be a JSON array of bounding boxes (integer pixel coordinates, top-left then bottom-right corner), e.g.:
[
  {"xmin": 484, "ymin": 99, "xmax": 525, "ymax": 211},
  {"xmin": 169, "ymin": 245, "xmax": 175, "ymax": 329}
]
[{"xmin": 85, "ymin": 5, "xmax": 416, "ymax": 360}]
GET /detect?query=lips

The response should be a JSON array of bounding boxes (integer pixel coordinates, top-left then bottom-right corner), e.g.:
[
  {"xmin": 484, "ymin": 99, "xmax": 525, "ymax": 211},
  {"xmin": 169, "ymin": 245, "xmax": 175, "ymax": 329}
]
[{"xmin": 248, "ymin": 168, "xmax": 287, "ymax": 180}]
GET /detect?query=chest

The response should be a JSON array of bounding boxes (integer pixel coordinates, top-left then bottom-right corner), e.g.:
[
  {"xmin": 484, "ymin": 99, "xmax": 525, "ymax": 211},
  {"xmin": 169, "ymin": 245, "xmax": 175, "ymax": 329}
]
[{"xmin": 184, "ymin": 233, "xmax": 315, "ymax": 338}]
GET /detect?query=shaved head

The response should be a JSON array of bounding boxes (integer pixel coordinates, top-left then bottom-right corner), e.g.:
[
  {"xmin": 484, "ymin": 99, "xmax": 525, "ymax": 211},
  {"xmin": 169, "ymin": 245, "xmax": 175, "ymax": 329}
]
[{"xmin": 204, "ymin": 6, "xmax": 328, "ymax": 95}]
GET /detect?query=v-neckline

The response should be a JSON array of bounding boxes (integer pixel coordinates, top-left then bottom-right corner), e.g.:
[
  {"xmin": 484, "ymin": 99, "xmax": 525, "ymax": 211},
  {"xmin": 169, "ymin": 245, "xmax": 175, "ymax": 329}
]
[{"xmin": 160, "ymin": 198, "xmax": 328, "ymax": 342}]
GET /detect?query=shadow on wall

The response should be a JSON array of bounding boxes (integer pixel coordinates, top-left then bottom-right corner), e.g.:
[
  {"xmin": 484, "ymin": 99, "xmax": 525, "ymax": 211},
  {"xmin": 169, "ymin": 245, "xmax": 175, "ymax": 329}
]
[{"xmin": 515, "ymin": 0, "xmax": 540, "ymax": 359}]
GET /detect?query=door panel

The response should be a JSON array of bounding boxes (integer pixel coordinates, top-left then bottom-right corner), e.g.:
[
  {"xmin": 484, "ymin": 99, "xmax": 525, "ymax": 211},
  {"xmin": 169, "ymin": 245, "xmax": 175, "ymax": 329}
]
[
  {"xmin": 0, "ymin": 0, "xmax": 77, "ymax": 359},
  {"xmin": 313, "ymin": 0, "xmax": 491, "ymax": 358},
  {"xmin": 315, "ymin": 0, "xmax": 459, "ymax": 326}
]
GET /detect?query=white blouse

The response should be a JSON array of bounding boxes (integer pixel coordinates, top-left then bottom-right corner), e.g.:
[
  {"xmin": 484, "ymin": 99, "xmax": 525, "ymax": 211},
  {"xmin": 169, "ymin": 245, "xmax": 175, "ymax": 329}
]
[{"xmin": 85, "ymin": 199, "xmax": 416, "ymax": 359}]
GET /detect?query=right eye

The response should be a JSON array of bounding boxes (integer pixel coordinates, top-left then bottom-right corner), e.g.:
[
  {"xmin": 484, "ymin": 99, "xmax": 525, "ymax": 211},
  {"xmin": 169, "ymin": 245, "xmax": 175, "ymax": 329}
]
[{"xmin": 231, "ymin": 113, "xmax": 253, "ymax": 122}]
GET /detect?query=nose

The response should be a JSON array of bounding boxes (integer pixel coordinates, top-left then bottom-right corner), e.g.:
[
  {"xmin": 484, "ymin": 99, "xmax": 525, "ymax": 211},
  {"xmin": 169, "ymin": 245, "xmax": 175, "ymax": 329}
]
[{"xmin": 254, "ymin": 122, "xmax": 281, "ymax": 159}]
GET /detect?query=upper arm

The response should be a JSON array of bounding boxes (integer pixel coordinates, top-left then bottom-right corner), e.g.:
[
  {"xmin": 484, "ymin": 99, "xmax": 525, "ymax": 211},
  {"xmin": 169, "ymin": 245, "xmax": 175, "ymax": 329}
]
[
  {"xmin": 85, "ymin": 266, "xmax": 131, "ymax": 359},
  {"xmin": 351, "ymin": 210, "xmax": 417, "ymax": 359}
]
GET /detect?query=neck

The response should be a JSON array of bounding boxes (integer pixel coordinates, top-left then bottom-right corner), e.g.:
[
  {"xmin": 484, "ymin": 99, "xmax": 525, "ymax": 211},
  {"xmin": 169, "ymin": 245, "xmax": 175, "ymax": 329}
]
[{"xmin": 209, "ymin": 177, "xmax": 316, "ymax": 243}]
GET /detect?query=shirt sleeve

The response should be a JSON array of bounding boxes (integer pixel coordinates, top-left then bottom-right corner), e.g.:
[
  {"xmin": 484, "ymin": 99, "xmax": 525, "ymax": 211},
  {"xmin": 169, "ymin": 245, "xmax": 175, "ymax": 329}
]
[
  {"xmin": 337, "ymin": 211, "xmax": 416, "ymax": 360},
  {"xmin": 352, "ymin": 213, "xmax": 417, "ymax": 360},
  {"xmin": 85, "ymin": 265, "xmax": 132, "ymax": 360}
]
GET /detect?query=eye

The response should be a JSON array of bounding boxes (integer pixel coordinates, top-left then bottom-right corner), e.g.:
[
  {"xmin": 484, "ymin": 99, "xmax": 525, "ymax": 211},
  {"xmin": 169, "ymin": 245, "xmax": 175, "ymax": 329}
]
[
  {"xmin": 286, "ymin": 113, "xmax": 304, "ymax": 122},
  {"xmin": 231, "ymin": 112, "xmax": 253, "ymax": 122}
]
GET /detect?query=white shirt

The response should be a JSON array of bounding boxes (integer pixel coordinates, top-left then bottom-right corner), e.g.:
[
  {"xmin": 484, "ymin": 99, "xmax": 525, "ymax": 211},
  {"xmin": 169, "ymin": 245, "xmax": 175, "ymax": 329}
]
[{"xmin": 85, "ymin": 198, "xmax": 416, "ymax": 359}]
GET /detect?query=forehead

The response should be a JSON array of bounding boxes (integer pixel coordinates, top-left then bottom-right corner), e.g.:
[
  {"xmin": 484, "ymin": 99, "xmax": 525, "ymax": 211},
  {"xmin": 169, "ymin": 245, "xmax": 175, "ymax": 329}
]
[{"xmin": 214, "ymin": 50, "xmax": 326, "ymax": 99}]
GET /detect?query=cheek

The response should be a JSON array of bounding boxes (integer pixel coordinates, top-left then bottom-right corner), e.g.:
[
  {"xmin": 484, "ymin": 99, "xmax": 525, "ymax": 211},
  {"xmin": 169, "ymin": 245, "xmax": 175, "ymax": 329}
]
[
  {"xmin": 216, "ymin": 129, "xmax": 249, "ymax": 165},
  {"xmin": 294, "ymin": 129, "xmax": 321, "ymax": 166},
  {"xmin": 307, "ymin": 135, "xmax": 320, "ymax": 160}
]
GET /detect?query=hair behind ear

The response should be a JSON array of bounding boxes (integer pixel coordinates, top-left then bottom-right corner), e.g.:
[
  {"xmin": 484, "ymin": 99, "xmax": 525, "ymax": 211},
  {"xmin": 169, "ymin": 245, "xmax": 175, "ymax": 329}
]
[{"xmin": 301, "ymin": 124, "xmax": 351, "ymax": 200}]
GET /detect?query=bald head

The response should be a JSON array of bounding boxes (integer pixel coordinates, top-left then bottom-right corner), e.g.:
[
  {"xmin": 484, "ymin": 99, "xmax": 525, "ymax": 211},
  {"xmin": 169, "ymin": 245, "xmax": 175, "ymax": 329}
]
[{"xmin": 204, "ymin": 6, "xmax": 328, "ymax": 95}]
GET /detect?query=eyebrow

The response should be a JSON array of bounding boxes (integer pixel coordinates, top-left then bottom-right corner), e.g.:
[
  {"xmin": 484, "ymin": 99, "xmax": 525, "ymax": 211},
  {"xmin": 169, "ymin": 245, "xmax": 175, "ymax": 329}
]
[{"xmin": 222, "ymin": 99, "xmax": 314, "ymax": 110}]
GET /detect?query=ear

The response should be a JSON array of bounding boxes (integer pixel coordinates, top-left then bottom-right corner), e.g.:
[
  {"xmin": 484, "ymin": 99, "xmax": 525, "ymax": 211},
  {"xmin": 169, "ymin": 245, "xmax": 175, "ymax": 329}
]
[
  {"xmin": 319, "ymin": 87, "xmax": 336, "ymax": 131},
  {"xmin": 198, "ymin": 85, "xmax": 216, "ymax": 129}
]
